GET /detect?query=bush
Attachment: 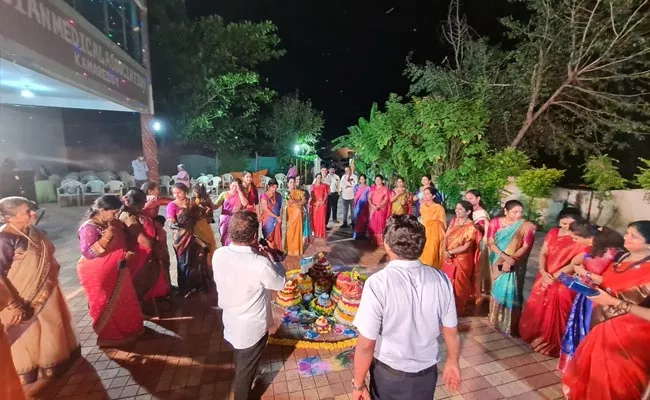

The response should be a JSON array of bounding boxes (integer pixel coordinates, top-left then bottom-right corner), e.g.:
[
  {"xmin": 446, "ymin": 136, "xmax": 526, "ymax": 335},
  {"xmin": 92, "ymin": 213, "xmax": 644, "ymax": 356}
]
[
  {"xmin": 517, "ymin": 167, "xmax": 565, "ymax": 224},
  {"xmin": 583, "ymin": 155, "xmax": 627, "ymax": 199},
  {"xmin": 636, "ymin": 158, "xmax": 650, "ymax": 198}
]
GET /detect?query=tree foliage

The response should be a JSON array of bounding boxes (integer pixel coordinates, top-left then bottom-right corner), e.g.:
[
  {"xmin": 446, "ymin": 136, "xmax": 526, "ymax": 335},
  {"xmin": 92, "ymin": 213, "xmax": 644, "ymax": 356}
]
[
  {"xmin": 261, "ymin": 94, "xmax": 324, "ymax": 164},
  {"xmin": 333, "ymin": 94, "xmax": 489, "ymax": 189},
  {"xmin": 405, "ymin": 0, "xmax": 650, "ymax": 158},
  {"xmin": 149, "ymin": 1, "xmax": 285, "ymax": 153},
  {"xmin": 636, "ymin": 158, "xmax": 650, "ymax": 196},
  {"xmin": 582, "ymin": 155, "xmax": 627, "ymax": 199},
  {"xmin": 504, "ymin": 0, "xmax": 650, "ymax": 150}
]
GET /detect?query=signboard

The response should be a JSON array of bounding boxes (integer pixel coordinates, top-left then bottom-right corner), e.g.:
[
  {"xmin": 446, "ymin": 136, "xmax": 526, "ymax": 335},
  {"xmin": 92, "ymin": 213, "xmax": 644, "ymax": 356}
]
[{"xmin": 0, "ymin": 0, "xmax": 150, "ymax": 109}]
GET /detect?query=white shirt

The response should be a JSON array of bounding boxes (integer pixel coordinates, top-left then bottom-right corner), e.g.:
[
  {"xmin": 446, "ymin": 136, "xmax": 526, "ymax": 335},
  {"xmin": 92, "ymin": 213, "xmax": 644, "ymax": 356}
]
[
  {"xmin": 340, "ymin": 173, "xmax": 358, "ymax": 200},
  {"xmin": 353, "ymin": 259, "xmax": 457, "ymax": 373},
  {"xmin": 328, "ymin": 174, "xmax": 340, "ymax": 194},
  {"xmin": 132, "ymin": 159, "xmax": 149, "ymax": 180},
  {"xmin": 212, "ymin": 244, "xmax": 286, "ymax": 349}
]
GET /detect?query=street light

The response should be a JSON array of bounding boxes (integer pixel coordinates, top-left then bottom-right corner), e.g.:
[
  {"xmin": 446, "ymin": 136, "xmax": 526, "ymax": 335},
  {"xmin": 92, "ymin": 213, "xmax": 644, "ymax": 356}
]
[
  {"xmin": 152, "ymin": 120, "xmax": 162, "ymax": 132},
  {"xmin": 294, "ymin": 144, "xmax": 301, "ymax": 154}
]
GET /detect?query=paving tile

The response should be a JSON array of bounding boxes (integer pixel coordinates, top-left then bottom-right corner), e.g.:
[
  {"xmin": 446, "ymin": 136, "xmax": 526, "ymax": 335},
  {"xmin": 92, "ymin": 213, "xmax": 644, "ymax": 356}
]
[
  {"xmin": 461, "ymin": 387, "xmax": 504, "ymax": 400},
  {"xmin": 484, "ymin": 369, "xmax": 519, "ymax": 387},
  {"xmin": 495, "ymin": 380, "xmax": 534, "ymax": 397},
  {"xmin": 524, "ymin": 372, "xmax": 561, "ymax": 390},
  {"xmin": 511, "ymin": 363, "xmax": 550, "ymax": 379},
  {"xmin": 317, "ymin": 384, "xmax": 333, "ymax": 398}
]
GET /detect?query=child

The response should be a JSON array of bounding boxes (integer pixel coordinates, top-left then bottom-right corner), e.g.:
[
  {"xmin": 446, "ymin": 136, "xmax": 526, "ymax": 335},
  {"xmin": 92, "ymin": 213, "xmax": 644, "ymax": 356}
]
[{"xmin": 153, "ymin": 215, "xmax": 172, "ymax": 290}]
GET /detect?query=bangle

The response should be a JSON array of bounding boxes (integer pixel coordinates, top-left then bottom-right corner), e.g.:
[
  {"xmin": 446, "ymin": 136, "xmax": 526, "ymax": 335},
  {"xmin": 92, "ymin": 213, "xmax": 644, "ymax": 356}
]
[
  {"xmin": 351, "ymin": 380, "xmax": 367, "ymax": 391},
  {"xmin": 616, "ymin": 300, "xmax": 632, "ymax": 313}
]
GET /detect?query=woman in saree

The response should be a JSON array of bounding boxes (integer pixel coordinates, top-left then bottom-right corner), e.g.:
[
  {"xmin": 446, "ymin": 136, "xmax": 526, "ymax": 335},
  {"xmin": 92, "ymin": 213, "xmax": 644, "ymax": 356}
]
[
  {"xmin": 419, "ymin": 187, "xmax": 447, "ymax": 268},
  {"xmin": 167, "ymin": 183, "xmax": 212, "ymax": 296},
  {"xmin": 0, "ymin": 197, "xmax": 79, "ymax": 389},
  {"xmin": 310, "ymin": 174, "xmax": 329, "ymax": 239},
  {"xmin": 562, "ymin": 221, "xmax": 650, "ymax": 400},
  {"xmin": 465, "ymin": 189, "xmax": 491, "ymax": 299},
  {"xmin": 214, "ymin": 178, "xmax": 248, "ymax": 246},
  {"xmin": 0, "ymin": 277, "xmax": 25, "ymax": 400},
  {"xmin": 140, "ymin": 181, "xmax": 172, "ymax": 220},
  {"xmin": 412, "ymin": 175, "xmax": 443, "ymax": 217},
  {"xmin": 285, "ymin": 177, "xmax": 306, "ymax": 256},
  {"xmin": 519, "ymin": 208, "xmax": 585, "ymax": 356},
  {"xmin": 118, "ymin": 189, "xmax": 170, "ymax": 313},
  {"xmin": 389, "ymin": 176, "xmax": 412, "ymax": 217},
  {"xmin": 558, "ymin": 222, "xmax": 624, "ymax": 371},
  {"xmin": 191, "ymin": 184, "xmax": 219, "ymax": 265},
  {"xmin": 242, "ymin": 171, "xmax": 259, "ymax": 213},
  {"xmin": 367, "ymin": 175, "xmax": 390, "ymax": 245},
  {"xmin": 441, "ymin": 201, "xmax": 480, "ymax": 315},
  {"xmin": 296, "ymin": 175, "xmax": 312, "ymax": 245},
  {"xmin": 260, "ymin": 179, "xmax": 283, "ymax": 250},
  {"xmin": 487, "ymin": 200, "xmax": 536, "ymax": 336},
  {"xmin": 78, "ymin": 195, "xmax": 144, "ymax": 348},
  {"xmin": 353, "ymin": 174, "xmax": 370, "ymax": 240}
]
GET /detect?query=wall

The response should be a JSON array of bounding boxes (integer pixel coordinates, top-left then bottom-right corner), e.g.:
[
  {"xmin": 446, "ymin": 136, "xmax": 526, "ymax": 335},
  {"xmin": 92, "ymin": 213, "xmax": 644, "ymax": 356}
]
[
  {"xmin": 0, "ymin": 105, "xmax": 67, "ymax": 173},
  {"xmin": 503, "ymin": 179, "xmax": 650, "ymax": 232}
]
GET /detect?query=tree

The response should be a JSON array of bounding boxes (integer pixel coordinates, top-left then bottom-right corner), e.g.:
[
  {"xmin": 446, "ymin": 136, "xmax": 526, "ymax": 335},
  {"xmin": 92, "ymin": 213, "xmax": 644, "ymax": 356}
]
[
  {"xmin": 149, "ymin": 1, "xmax": 285, "ymax": 153},
  {"xmin": 260, "ymin": 94, "xmax": 324, "ymax": 163},
  {"xmin": 406, "ymin": 0, "xmax": 650, "ymax": 158},
  {"xmin": 333, "ymin": 94, "xmax": 489, "ymax": 189},
  {"xmin": 504, "ymin": 0, "xmax": 650, "ymax": 149}
]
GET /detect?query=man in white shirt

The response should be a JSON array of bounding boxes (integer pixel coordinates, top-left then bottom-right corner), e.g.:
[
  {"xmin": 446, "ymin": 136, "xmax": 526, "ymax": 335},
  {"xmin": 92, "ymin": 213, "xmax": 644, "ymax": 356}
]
[
  {"xmin": 212, "ymin": 210, "xmax": 286, "ymax": 400},
  {"xmin": 326, "ymin": 167, "xmax": 341, "ymax": 224},
  {"xmin": 340, "ymin": 166, "xmax": 357, "ymax": 228},
  {"xmin": 352, "ymin": 215, "xmax": 461, "ymax": 400},
  {"xmin": 131, "ymin": 156, "xmax": 149, "ymax": 188}
]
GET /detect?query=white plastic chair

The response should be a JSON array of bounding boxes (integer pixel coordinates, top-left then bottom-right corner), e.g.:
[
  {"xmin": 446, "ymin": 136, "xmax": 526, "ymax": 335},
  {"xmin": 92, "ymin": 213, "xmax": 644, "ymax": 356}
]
[
  {"xmin": 121, "ymin": 175, "xmax": 136, "ymax": 188},
  {"xmin": 81, "ymin": 174, "xmax": 100, "ymax": 184},
  {"xmin": 97, "ymin": 170, "xmax": 117, "ymax": 183},
  {"xmin": 105, "ymin": 180, "xmax": 125, "ymax": 195},
  {"xmin": 196, "ymin": 176, "xmax": 211, "ymax": 186},
  {"xmin": 274, "ymin": 173, "xmax": 287, "ymax": 189},
  {"xmin": 83, "ymin": 180, "xmax": 106, "ymax": 204},
  {"xmin": 206, "ymin": 174, "xmax": 214, "ymax": 180},
  {"xmin": 159, "ymin": 175, "xmax": 172, "ymax": 194},
  {"xmin": 63, "ymin": 172, "xmax": 80, "ymax": 181},
  {"xmin": 57, "ymin": 180, "xmax": 83, "ymax": 206},
  {"xmin": 48, "ymin": 174, "xmax": 62, "ymax": 188},
  {"xmin": 222, "ymin": 173, "xmax": 233, "ymax": 189},
  {"xmin": 260, "ymin": 175, "xmax": 272, "ymax": 187},
  {"xmin": 206, "ymin": 176, "xmax": 221, "ymax": 195}
]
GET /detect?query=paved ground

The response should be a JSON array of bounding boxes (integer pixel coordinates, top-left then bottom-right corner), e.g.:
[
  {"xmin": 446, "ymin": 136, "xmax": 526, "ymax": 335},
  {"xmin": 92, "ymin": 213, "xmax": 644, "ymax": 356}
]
[{"xmin": 26, "ymin": 202, "xmax": 560, "ymax": 400}]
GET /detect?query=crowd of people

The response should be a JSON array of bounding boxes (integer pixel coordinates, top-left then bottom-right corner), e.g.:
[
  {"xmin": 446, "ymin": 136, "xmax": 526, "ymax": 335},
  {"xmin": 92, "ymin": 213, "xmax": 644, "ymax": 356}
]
[{"xmin": 0, "ymin": 160, "xmax": 649, "ymax": 399}]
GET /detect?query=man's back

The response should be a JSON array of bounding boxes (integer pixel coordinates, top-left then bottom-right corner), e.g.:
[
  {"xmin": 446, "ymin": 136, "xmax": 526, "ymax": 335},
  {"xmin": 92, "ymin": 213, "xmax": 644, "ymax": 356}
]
[
  {"xmin": 354, "ymin": 260, "xmax": 456, "ymax": 373},
  {"xmin": 213, "ymin": 245, "xmax": 285, "ymax": 349}
]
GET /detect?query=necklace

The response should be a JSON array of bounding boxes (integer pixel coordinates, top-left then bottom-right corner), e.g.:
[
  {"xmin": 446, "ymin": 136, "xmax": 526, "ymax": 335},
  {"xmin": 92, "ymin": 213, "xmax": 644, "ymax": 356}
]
[{"xmin": 613, "ymin": 253, "xmax": 650, "ymax": 273}]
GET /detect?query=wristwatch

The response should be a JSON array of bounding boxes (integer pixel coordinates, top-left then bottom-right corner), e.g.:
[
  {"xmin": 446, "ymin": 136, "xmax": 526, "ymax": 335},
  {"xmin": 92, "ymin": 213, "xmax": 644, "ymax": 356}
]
[{"xmin": 351, "ymin": 380, "xmax": 367, "ymax": 391}]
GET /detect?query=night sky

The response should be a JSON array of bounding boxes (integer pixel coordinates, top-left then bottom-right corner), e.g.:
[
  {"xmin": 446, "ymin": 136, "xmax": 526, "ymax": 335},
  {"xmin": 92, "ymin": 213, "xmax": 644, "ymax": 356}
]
[{"xmin": 187, "ymin": 0, "xmax": 517, "ymax": 141}]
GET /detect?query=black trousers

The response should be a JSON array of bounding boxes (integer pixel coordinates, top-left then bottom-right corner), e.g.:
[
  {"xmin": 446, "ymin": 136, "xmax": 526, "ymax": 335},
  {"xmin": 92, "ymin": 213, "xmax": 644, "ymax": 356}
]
[
  {"xmin": 327, "ymin": 192, "xmax": 339, "ymax": 222},
  {"xmin": 369, "ymin": 359, "xmax": 438, "ymax": 400},
  {"xmin": 233, "ymin": 333, "xmax": 268, "ymax": 400}
]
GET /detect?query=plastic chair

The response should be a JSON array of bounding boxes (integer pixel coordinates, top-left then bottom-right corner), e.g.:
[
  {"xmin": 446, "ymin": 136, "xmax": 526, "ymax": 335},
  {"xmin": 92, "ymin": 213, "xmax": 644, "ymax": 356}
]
[
  {"xmin": 48, "ymin": 174, "xmax": 62, "ymax": 188},
  {"xmin": 206, "ymin": 176, "xmax": 221, "ymax": 195},
  {"xmin": 57, "ymin": 180, "xmax": 83, "ymax": 206},
  {"xmin": 196, "ymin": 176, "xmax": 211, "ymax": 186},
  {"xmin": 159, "ymin": 175, "xmax": 172, "ymax": 194},
  {"xmin": 83, "ymin": 180, "xmax": 106, "ymax": 204},
  {"xmin": 274, "ymin": 173, "xmax": 287, "ymax": 189},
  {"xmin": 222, "ymin": 173, "xmax": 233, "ymax": 189},
  {"xmin": 105, "ymin": 180, "xmax": 125, "ymax": 196}
]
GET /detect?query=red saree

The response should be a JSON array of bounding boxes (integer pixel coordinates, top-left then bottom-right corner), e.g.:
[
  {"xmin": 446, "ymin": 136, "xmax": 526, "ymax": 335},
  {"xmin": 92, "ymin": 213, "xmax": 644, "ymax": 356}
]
[
  {"xmin": 77, "ymin": 220, "xmax": 144, "ymax": 348},
  {"xmin": 311, "ymin": 183, "xmax": 329, "ymax": 238},
  {"xmin": 441, "ymin": 219, "xmax": 480, "ymax": 315},
  {"xmin": 368, "ymin": 185, "xmax": 390, "ymax": 245},
  {"xmin": 119, "ymin": 212, "xmax": 170, "ymax": 301},
  {"xmin": 519, "ymin": 228, "xmax": 585, "ymax": 356},
  {"xmin": 563, "ymin": 258, "xmax": 650, "ymax": 400}
]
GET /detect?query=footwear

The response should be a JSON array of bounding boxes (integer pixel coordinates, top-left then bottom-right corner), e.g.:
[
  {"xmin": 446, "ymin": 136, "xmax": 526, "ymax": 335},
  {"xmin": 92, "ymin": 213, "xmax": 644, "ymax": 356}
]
[{"xmin": 341, "ymin": 224, "xmax": 349, "ymax": 228}]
